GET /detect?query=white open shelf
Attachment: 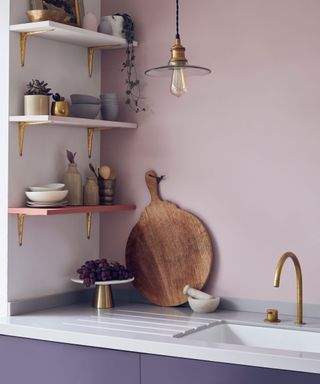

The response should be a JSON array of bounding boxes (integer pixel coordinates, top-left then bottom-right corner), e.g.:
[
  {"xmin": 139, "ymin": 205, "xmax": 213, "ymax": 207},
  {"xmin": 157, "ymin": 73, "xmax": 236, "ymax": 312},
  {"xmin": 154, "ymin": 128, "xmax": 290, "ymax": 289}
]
[
  {"xmin": 10, "ymin": 21, "xmax": 137, "ymax": 48},
  {"xmin": 10, "ymin": 115, "xmax": 138, "ymax": 157},
  {"xmin": 9, "ymin": 115, "xmax": 138, "ymax": 129}
]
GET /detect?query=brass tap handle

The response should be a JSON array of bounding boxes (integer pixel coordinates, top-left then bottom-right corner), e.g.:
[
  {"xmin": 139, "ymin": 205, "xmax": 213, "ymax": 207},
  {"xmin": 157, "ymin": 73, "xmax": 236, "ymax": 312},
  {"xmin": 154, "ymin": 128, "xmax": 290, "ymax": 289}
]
[{"xmin": 264, "ymin": 308, "xmax": 280, "ymax": 323}]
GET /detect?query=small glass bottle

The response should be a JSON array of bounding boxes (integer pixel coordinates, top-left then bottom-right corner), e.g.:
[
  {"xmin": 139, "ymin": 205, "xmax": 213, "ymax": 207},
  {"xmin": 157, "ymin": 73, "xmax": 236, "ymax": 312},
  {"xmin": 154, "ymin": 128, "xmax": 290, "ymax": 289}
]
[{"xmin": 84, "ymin": 177, "xmax": 99, "ymax": 206}]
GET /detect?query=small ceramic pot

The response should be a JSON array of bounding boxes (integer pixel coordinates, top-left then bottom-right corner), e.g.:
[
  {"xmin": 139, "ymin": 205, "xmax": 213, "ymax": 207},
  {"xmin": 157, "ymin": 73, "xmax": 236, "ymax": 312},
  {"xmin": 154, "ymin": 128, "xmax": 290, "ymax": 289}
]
[
  {"xmin": 101, "ymin": 103, "xmax": 119, "ymax": 121},
  {"xmin": 83, "ymin": 12, "xmax": 98, "ymax": 32},
  {"xmin": 98, "ymin": 16, "xmax": 112, "ymax": 34},
  {"xmin": 100, "ymin": 93, "xmax": 119, "ymax": 121},
  {"xmin": 51, "ymin": 101, "xmax": 70, "ymax": 117},
  {"xmin": 106, "ymin": 15, "xmax": 124, "ymax": 38},
  {"xmin": 24, "ymin": 95, "xmax": 50, "ymax": 115},
  {"xmin": 98, "ymin": 178, "xmax": 116, "ymax": 205},
  {"xmin": 84, "ymin": 177, "xmax": 99, "ymax": 206}
]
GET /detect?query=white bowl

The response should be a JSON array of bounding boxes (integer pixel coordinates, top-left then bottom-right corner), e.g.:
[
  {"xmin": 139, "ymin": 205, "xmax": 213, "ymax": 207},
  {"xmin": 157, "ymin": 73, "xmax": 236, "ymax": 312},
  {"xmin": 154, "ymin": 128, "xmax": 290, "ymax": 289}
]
[
  {"xmin": 29, "ymin": 183, "xmax": 65, "ymax": 192},
  {"xmin": 25, "ymin": 190, "xmax": 68, "ymax": 203},
  {"xmin": 188, "ymin": 296, "xmax": 220, "ymax": 313}
]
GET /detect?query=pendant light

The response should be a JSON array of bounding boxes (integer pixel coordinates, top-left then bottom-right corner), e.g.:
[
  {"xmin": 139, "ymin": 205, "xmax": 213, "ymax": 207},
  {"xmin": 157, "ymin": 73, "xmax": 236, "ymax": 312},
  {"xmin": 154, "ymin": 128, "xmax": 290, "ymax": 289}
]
[{"xmin": 145, "ymin": 0, "xmax": 212, "ymax": 97}]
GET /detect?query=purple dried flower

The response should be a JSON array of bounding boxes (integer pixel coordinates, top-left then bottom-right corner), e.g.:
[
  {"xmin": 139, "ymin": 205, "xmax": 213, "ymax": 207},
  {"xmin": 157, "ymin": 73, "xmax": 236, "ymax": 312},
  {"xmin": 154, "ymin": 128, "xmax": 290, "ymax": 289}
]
[{"xmin": 66, "ymin": 150, "xmax": 77, "ymax": 164}]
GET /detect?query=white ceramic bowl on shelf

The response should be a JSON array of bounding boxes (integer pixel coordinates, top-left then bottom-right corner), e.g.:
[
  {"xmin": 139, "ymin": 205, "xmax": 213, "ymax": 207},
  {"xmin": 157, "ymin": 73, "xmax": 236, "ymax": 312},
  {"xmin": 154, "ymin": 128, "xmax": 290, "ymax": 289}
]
[
  {"xmin": 25, "ymin": 190, "xmax": 68, "ymax": 203},
  {"xmin": 29, "ymin": 183, "xmax": 65, "ymax": 192}
]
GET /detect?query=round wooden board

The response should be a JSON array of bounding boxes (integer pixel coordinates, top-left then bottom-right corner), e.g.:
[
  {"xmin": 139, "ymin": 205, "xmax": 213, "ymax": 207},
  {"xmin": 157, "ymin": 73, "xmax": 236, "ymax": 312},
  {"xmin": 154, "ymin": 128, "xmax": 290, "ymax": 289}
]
[{"xmin": 125, "ymin": 171, "xmax": 213, "ymax": 307}]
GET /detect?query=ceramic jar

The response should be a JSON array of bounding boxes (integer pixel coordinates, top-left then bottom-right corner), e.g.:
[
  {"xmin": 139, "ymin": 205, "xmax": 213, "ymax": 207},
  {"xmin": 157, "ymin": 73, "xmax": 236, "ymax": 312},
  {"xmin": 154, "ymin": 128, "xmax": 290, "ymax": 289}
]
[
  {"xmin": 98, "ymin": 178, "xmax": 116, "ymax": 205},
  {"xmin": 51, "ymin": 101, "xmax": 70, "ymax": 116},
  {"xmin": 100, "ymin": 93, "xmax": 119, "ymax": 121},
  {"xmin": 98, "ymin": 16, "xmax": 112, "ymax": 34},
  {"xmin": 83, "ymin": 12, "xmax": 98, "ymax": 32},
  {"xmin": 84, "ymin": 177, "xmax": 99, "ymax": 206},
  {"xmin": 24, "ymin": 95, "xmax": 50, "ymax": 115},
  {"xmin": 63, "ymin": 163, "xmax": 82, "ymax": 206},
  {"xmin": 105, "ymin": 15, "xmax": 124, "ymax": 37}
]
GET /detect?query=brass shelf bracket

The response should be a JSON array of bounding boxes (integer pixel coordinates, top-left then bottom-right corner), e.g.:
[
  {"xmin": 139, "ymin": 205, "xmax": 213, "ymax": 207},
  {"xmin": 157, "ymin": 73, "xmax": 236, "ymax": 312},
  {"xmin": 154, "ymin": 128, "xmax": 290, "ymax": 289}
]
[
  {"xmin": 87, "ymin": 128, "xmax": 94, "ymax": 159},
  {"xmin": 18, "ymin": 122, "xmax": 26, "ymax": 157},
  {"xmin": 17, "ymin": 214, "xmax": 25, "ymax": 247},
  {"xmin": 87, "ymin": 44, "xmax": 121, "ymax": 77},
  {"xmin": 86, "ymin": 212, "xmax": 93, "ymax": 239},
  {"xmin": 87, "ymin": 127, "xmax": 112, "ymax": 158},
  {"xmin": 18, "ymin": 121, "xmax": 50, "ymax": 156},
  {"xmin": 20, "ymin": 29, "xmax": 54, "ymax": 67}
]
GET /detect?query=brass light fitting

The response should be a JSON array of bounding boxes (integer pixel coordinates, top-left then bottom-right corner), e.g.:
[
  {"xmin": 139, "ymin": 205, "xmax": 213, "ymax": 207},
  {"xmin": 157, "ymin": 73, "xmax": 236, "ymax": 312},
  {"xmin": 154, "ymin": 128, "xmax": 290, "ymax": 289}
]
[
  {"xmin": 169, "ymin": 38, "xmax": 188, "ymax": 67},
  {"xmin": 145, "ymin": 0, "xmax": 211, "ymax": 97}
]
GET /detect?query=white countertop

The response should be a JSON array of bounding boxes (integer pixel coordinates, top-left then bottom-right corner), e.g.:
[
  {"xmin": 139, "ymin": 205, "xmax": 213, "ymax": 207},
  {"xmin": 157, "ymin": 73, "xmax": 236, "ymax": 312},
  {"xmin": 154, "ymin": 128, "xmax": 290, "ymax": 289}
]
[{"xmin": 0, "ymin": 303, "xmax": 320, "ymax": 374}]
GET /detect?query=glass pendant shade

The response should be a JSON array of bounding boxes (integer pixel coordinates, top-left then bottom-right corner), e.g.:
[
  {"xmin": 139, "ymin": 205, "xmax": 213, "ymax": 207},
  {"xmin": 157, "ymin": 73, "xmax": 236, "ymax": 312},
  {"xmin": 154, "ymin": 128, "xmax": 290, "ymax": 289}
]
[{"xmin": 145, "ymin": 0, "xmax": 211, "ymax": 96}]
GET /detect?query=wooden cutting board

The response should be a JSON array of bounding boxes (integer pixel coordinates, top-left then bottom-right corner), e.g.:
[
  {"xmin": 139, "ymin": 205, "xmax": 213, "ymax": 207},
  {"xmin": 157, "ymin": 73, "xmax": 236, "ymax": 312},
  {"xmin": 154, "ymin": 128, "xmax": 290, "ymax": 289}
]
[{"xmin": 125, "ymin": 170, "xmax": 213, "ymax": 306}]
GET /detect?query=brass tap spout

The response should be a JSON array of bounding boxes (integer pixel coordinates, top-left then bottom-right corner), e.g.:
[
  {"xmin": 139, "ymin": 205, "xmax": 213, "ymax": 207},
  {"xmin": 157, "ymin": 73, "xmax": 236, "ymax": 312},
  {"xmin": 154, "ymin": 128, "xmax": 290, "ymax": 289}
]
[{"xmin": 273, "ymin": 252, "xmax": 304, "ymax": 325}]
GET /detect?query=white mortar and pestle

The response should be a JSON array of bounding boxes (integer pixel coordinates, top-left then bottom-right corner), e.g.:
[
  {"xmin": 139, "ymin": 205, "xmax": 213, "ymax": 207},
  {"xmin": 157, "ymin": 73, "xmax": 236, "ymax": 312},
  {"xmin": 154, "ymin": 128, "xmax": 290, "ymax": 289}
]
[{"xmin": 183, "ymin": 285, "xmax": 220, "ymax": 313}]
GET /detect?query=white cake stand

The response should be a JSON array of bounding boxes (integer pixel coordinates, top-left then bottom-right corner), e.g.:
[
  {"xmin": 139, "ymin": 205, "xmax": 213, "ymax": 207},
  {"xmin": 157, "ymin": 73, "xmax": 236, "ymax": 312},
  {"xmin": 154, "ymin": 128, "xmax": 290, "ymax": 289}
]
[{"xmin": 71, "ymin": 277, "xmax": 134, "ymax": 309}]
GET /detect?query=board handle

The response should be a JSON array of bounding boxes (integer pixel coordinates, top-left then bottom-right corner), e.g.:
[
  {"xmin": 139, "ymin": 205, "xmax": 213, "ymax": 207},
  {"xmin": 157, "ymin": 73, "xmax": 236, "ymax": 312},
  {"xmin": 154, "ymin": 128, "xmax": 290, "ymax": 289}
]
[{"xmin": 145, "ymin": 170, "xmax": 161, "ymax": 202}]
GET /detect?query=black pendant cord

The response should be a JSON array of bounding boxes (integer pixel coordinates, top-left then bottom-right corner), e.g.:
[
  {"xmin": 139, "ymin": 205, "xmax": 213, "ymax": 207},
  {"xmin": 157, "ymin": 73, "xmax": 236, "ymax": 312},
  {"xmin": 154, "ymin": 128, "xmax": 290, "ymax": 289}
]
[{"xmin": 176, "ymin": 0, "xmax": 180, "ymax": 39}]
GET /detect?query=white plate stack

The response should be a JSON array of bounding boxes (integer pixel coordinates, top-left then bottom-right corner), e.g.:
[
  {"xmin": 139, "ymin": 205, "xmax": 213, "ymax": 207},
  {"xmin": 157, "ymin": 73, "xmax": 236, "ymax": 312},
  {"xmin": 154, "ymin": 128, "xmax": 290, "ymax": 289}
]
[{"xmin": 25, "ymin": 184, "xmax": 69, "ymax": 208}]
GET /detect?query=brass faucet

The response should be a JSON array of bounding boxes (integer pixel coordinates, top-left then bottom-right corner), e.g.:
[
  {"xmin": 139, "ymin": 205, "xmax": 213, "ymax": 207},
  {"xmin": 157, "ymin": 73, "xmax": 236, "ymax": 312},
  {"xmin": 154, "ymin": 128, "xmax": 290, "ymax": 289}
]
[{"xmin": 273, "ymin": 252, "xmax": 304, "ymax": 325}]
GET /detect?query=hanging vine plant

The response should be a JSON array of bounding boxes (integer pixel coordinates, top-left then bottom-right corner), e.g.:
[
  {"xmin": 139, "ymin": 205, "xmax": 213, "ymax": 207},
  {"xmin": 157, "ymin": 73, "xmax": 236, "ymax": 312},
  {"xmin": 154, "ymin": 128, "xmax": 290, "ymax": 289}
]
[{"xmin": 115, "ymin": 13, "xmax": 146, "ymax": 113}]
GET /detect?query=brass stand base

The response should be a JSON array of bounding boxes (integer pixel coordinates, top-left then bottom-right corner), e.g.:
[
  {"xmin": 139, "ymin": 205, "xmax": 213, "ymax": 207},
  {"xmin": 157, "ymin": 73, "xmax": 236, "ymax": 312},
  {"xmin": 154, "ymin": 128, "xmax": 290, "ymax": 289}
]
[{"xmin": 94, "ymin": 285, "xmax": 113, "ymax": 309}]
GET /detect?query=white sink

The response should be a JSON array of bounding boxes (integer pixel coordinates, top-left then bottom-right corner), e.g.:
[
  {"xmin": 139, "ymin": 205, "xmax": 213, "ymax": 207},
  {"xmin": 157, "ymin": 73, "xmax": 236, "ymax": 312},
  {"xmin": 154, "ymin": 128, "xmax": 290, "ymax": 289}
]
[{"xmin": 180, "ymin": 321, "xmax": 320, "ymax": 353}]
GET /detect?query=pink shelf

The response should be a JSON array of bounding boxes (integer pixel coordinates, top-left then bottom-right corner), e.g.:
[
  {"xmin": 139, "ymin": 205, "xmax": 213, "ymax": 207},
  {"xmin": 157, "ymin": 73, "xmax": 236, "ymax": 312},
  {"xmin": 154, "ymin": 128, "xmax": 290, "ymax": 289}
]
[{"xmin": 8, "ymin": 204, "xmax": 136, "ymax": 216}]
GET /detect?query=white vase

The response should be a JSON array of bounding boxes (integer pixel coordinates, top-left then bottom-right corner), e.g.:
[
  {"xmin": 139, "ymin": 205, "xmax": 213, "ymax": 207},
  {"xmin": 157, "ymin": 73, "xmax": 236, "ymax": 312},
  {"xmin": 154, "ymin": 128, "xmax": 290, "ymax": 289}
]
[
  {"xmin": 106, "ymin": 15, "xmax": 124, "ymax": 38},
  {"xmin": 83, "ymin": 12, "xmax": 98, "ymax": 32},
  {"xmin": 24, "ymin": 95, "xmax": 50, "ymax": 115}
]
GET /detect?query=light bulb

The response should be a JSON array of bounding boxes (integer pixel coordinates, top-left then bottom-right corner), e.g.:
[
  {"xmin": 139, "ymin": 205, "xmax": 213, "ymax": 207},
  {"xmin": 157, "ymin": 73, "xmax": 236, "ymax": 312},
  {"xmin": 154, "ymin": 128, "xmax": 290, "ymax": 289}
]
[{"xmin": 170, "ymin": 68, "xmax": 187, "ymax": 97}]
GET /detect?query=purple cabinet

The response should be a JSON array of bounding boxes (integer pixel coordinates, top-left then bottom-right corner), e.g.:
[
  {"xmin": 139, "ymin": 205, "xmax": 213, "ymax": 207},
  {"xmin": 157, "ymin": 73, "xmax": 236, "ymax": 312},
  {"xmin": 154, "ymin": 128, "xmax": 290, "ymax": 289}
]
[
  {"xmin": 141, "ymin": 354, "xmax": 320, "ymax": 384},
  {"xmin": 1, "ymin": 335, "xmax": 319, "ymax": 384},
  {"xmin": 0, "ymin": 336, "xmax": 140, "ymax": 384}
]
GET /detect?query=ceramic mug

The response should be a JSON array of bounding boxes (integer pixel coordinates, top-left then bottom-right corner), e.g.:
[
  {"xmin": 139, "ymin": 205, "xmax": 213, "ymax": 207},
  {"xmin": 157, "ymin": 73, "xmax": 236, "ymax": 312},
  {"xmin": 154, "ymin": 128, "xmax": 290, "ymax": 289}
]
[
  {"xmin": 98, "ymin": 16, "xmax": 112, "ymax": 34},
  {"xmin": 106, "ymin": 15, "xmax": 124, "ymax": 38}
]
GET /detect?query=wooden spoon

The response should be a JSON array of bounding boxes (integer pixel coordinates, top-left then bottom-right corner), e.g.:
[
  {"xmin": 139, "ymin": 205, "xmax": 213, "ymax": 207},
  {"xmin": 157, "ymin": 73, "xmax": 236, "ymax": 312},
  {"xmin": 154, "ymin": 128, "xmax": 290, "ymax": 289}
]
[{"xmin": 99, "ymin": 166, "xmax": 111, "ymax": 180}]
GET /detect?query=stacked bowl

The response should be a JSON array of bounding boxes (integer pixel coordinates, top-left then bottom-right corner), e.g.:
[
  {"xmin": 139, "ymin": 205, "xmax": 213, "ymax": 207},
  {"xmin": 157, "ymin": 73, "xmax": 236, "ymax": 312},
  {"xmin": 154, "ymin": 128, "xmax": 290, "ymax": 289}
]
[
  {"xmin": 26, "ymin": 184, "xmax": 68, "ymax": 208},
  {"xmin": 70, "ymin": 94, "xmax": 100, "ymax": 119},
  {"xmin": 100, "ymin": 93, "xmax": 119, "ymax": 121}
]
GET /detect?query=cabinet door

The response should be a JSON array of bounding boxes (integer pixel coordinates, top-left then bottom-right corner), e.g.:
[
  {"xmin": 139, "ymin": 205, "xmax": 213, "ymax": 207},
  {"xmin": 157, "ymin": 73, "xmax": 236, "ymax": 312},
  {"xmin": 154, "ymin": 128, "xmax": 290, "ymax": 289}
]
[
  {"xmin": 0, "ymin": 336, "xmax": 140, "ymax": 384},
  {"xmin": 141, "ymin": 353, "xmax": 320, "ymax": 384}
]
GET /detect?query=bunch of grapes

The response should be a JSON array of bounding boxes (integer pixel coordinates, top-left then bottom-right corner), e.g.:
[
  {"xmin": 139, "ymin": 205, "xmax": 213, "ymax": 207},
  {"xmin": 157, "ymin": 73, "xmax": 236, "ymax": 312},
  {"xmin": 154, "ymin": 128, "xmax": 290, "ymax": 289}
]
[{"xmin": 76, "ymin": 259, "xmax": 133, "ymax": 287}]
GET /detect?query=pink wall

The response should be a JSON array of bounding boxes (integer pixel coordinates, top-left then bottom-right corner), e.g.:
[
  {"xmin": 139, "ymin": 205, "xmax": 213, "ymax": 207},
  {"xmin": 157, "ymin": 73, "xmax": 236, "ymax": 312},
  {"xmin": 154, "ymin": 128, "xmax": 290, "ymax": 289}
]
[{"xmin": 101, "ymin": 0, "xmax": 320, "ymax": 305}]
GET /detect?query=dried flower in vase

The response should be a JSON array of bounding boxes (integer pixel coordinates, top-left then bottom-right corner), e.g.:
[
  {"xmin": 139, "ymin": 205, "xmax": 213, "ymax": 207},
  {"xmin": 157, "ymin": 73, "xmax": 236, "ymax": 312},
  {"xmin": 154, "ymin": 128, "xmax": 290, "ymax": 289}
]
[{"xmin": 66, "ymin": 150, "xmax": 77, "ymax": 164}]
